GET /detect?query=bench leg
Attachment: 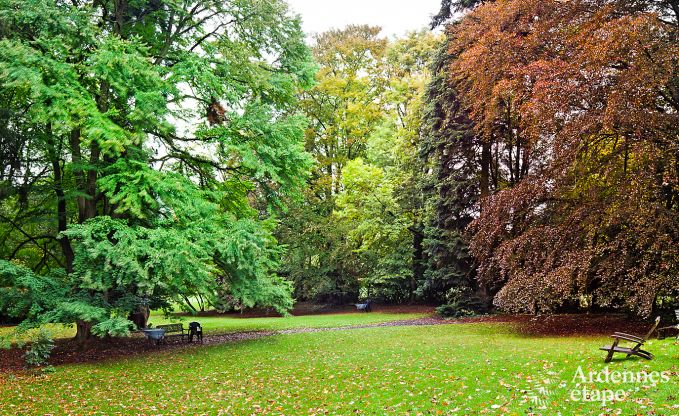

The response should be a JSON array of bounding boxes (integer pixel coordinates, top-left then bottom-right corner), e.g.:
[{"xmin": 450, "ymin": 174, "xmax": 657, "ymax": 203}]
[
  {"xmin": 636, "ymin": 349, "xmax": 653, "ymax": 360},
  {"xmin": 604, "ymin": 347, "xmax": 615, "ymax": 363},
  {"xmin": 628, "ymin": 344, "xmax": 646, "ymax": 359},
  {"xmin": 604, "ymin": 339, "xmax": 619, "ymax": 363}
]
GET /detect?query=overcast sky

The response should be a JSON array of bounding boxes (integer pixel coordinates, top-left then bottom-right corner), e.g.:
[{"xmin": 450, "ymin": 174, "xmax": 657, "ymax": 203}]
[{"xmin": 286, "ymin": 0, "xmax": 443, "ymax": 39}]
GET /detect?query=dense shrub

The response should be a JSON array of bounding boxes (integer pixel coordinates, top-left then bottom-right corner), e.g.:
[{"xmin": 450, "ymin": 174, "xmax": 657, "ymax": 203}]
[
  {"xmin": 23, "ymin": 330, "xmax": 54, "ymax": 367},
  {"xmin": 435, "ymin": 287, "xmax": 479, "ymax": 318}
]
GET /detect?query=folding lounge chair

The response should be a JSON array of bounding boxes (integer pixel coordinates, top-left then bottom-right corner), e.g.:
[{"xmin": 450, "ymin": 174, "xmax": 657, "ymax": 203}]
[{"xmin": 600, "ymin": 317, "xmax": 660, "ymax": 363}]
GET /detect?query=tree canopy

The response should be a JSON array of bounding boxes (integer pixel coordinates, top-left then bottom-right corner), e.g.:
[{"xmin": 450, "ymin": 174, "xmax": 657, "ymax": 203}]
[
  {"xmin": 277, "ymin": 28, "xmax": 443, "ymax": 304},
  {"xmin": 0, "ymin": 0, "xmax": 314, "ymax": 340},
  {"xmin": 426, "ymin": 0, "xmax": 679, "ymax": 316},
  {"xmin": 2, "ymin": 0, "xmax": 678, "ymax": 344}
]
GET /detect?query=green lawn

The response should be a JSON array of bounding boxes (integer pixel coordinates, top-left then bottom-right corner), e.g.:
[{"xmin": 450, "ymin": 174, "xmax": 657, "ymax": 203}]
[
  {"xmin": 0, "ymin": 311, "xmax": 427, "ymax": 342},
  {"xmin": 150, "ymin": 311, "xmax": 427, "ymax": 334},
  {"xmin": 1, "ymin": 320, "xmax": 678, "ymax": 415}
]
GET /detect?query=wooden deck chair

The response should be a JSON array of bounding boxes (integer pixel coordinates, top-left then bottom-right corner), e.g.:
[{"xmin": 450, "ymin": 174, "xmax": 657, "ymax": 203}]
[{"xmin": 600, "ymin": 317, "xmax": 660, "ymax": 363}]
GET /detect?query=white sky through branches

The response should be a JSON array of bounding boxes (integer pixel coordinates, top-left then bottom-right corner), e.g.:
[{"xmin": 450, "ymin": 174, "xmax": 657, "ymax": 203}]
[{"xmin": 286, "ymin": 0, "xmax": 444, "ymax": 38}]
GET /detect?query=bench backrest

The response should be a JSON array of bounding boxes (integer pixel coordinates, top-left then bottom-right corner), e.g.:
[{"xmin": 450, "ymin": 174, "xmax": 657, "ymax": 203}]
[
  {"xmin": 157, "ymin": 323, "xmax": 183, "ymax": 333},
  {"xmin": 675, "ymin": 309, "xmax": 679, "ymax": 321}
]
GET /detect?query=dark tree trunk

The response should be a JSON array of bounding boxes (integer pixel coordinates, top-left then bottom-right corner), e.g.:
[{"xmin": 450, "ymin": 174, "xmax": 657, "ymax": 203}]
[
  {"xmin": 128, "ymin": 305, "xmax": 150, "ymax": 329},
  {"xmin": 55, "ymin": 183, "xmax": 75, "ymax": 273},
  {"xmin": 411, "ymin": 223, "xmax": 425, "ymax": 302},
  {"xmin": 75, "ymin": 320, "xmax": 93, "ymax": 344},
  {"xmin": 83, "ymin": 141, "xmax": 100, "ymax": 221},
  {"xmin": 480, "ymin": 141, "xmax": 491, "ymax": 200},
  {"xmin": 47, "ymin": 128, "xmax": 75, "ymax": 273},
  {"xmin": 182, "ymin": 295, "xmax": 198, "ymax": 312},
  {"xmin": 69, "ymin": 129, "xmax": 88, "ymax": 223}
]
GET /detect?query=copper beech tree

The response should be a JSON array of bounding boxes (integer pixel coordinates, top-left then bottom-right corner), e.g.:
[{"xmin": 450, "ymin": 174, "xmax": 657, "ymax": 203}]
[{"xmin": 437, "ymin": 0, "xmax": 679, "ymax": 316}]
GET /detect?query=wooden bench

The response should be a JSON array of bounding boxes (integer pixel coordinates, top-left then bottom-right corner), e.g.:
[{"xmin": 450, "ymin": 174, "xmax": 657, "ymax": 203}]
[{"xmin": 156, "ymin": 323, "xmax": 188, "ymax": 343}]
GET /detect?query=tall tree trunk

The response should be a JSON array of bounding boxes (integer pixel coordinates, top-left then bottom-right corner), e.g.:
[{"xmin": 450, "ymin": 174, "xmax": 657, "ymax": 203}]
[
  {"xmin": 514, "ymin": 134, "xmax": 521, "ymax": 182},
  {"xmin": 128, "ymin": 305, "xmax": 150, "ymax": 329},
  {"xmin": 66, "ymin": 131, "xmax": 99, "ymax": 343},
  {"xmin": 48, "ymin": 127, "xmax": 92, "ymax": 343},
  {"xmin": 480, "ymin": 140, "xmax": 491, "ymax": 200},
  {"xmin": 83, "ymin": 141, "xmax": 100, "ymax": 220},
  {"xmin": 47, "ymin": 126, "xmax": 75, "ymax": 273},
  {"xmin": 53, "ymin": 162, "xmax": 75, "ymax": 273},
  {"xmin": 75, "ymin": 320, "xmax": 93, "ymax": 344},
  {"xmin": 411, "ymin": 222, "xmax": 425, "ymax": 302},
  {"xmin": 69, "ymin": 129, "xmax": 88, "ymax": 223}
]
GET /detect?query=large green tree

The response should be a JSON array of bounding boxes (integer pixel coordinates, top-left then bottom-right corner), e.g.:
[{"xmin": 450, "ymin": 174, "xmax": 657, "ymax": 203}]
[
  {"xmin": 278, "ymin": 25, "xmax": 387, "ymax": 304},
  {"xmin": 301, "ymin": 25, "xmax": 387, "ymax": 198},
  {"xmin": 419, "ymin": 39, "xmax": 481, "ymax": 305},
  {"xmin": 0, "ymin": 0, "xmax": 314, "ymax": 341},
  {"xmin": 280, "ymin": 28, "xmax": 442, "ymax": 304},
  {"xmin": 334, "ymin": 31, "xmax": 441, "ymax": 302}
]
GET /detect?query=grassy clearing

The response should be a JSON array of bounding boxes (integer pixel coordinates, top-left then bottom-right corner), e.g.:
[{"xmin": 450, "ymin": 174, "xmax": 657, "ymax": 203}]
[
  {"xmin": 150, "ymin": 311, "xmax": 427, "ymax": 334},
  {"xmin": 0, "ymin": 311, "xmax": 427, "ymax": 343},
  {"xmin": 1, "ymin": 321, "xmax": 678, "ymax": 415}
]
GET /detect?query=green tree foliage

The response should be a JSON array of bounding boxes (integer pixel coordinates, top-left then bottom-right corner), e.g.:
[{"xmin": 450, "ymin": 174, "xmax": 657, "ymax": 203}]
[
  {"xmin": 337, "ymin": 31, "xmax": 442, "ymax": 302},
  {"xmin": 280, "ymin": 29, "xmax": 442, "ymax": 303},
  {"xmin": 0, "ymin": 0, "xmax": 313, "ymax": 340},
  {"xmin": 278, "ymin": 25, "xmax": 388, "ymax": 304},
  {"xmin": 334, "ymin": 158, "xmax": 412, "ymax": 301},
  {"xmin": 418, "ymin": 40, "xmax": 481, "ymax": 304},
  {"xmin": 301, "ymin": 25, "xmax": 387, "ymax": 198}
]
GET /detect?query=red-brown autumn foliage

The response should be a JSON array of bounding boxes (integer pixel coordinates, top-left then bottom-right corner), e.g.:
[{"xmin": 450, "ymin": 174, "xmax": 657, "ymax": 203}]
[{"xmin": 445, "ymin": 0, "xmax": 679, "ymax": 316}]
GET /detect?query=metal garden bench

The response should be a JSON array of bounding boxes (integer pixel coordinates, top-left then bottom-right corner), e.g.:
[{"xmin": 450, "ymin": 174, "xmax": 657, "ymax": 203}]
[
  {"xmin": 156, "ymin": 323, "xmax": 188, "ymax": 342},
  {"xmin": 355, "ymin": 299, "xmax": 372, "ymax": 312}
]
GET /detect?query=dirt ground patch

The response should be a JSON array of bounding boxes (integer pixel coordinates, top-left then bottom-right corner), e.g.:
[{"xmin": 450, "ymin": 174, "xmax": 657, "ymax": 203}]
[{"xmin": 456, "ymin": 313, "xmax": 654, "ymax": 337}]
